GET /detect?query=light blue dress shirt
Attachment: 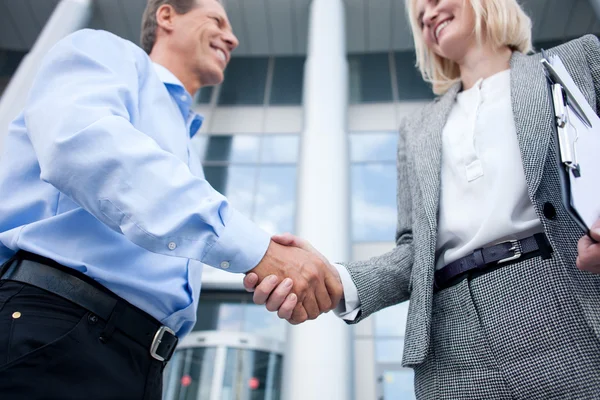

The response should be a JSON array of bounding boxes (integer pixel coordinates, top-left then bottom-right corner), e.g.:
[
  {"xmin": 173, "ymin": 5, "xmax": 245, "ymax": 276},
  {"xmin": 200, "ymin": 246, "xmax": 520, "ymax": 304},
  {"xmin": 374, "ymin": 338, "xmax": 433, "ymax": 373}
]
[{"xmin": 0, "ymin": 29, "xmax": 271, "ymax": 337}]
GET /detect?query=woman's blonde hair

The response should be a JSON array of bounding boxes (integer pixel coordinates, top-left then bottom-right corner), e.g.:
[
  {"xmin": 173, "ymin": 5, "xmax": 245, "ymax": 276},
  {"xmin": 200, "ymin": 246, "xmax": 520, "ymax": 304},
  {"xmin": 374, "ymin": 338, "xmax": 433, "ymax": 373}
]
[{"xmin": 405, "ymin": 0, "xmax": 533, "ymax": 95}]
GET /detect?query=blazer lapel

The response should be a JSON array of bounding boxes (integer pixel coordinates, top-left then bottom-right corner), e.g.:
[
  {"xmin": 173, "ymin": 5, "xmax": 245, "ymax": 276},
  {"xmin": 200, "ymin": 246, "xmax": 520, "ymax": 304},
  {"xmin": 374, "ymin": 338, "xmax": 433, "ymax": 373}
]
[
  {"xmin": 510, "ymin": 51, "xmax": 555, "ymax": 196},
  {"xmin": 412, "ymin": 83, "xmax": 461, "ymax": 234}
]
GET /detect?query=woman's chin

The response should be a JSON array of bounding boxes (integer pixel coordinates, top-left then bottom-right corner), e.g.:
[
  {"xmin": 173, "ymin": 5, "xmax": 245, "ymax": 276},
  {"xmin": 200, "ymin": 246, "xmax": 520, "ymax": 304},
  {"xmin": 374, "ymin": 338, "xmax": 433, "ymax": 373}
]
[{"xmin": 436, "ymin": 42, "xmax": 468, "ymax": 63}]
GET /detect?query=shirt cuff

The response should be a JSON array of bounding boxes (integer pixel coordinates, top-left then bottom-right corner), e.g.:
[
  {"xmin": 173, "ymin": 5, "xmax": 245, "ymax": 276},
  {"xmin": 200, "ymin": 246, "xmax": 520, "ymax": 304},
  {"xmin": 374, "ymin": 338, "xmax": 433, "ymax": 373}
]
[
  {"xmin": 333, "ymin": 263, "xmax": 361, "ymax": 321},
  {"xmin": 201, "ymin": 208, "xmax": 271, "ymax": 273}
]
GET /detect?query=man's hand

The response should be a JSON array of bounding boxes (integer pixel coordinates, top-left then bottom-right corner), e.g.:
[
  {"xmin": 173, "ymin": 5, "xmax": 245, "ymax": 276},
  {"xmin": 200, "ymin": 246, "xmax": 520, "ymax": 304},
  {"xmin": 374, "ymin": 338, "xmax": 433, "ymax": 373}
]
[
  {"xmin": 246, "ymin": 237, "xmax": 343, "ymax": 322},
  {"xmin": 244, "ymin": 234, "xmax": 342, "ymax": 324},
  {"xmin": 576, "ymin": 220, "xmax": 600, "ymax": 274}
]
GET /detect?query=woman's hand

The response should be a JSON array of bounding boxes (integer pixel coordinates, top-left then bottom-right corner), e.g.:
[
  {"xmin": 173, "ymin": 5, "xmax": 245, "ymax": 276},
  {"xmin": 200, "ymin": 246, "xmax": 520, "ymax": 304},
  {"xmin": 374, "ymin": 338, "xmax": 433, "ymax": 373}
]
[
  {"xmin": 243, "ymin": 273, "xmax": 299, "ymax": 320},
  {"xmin": 576, "ymin": 220, "xmax": 600, "ymax": 274}
]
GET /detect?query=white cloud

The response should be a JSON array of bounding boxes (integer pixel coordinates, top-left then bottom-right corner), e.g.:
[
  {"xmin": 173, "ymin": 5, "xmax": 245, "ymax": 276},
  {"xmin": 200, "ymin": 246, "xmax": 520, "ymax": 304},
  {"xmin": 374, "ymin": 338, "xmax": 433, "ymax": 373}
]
[
  {"xmin": 232, "ymin": 136, "xmax": 260, "ymax": 153},
  {"xmin": 254, "ymin": 187, "xmax": 295, "ymax": 234},
  {"xmin": 350, "ymin": 133, "xmax": 397, "ymax": 162},
  {"xmin": 217, "ymin": 305, "xmax": 244, "ymax": 331},
  {"xmin": 261, "ymin": 136, "xmax": 299, "ymax": 163},
  {"xmin": 352, "ymin": 195, "xmax": 397, "ymax": 241}
]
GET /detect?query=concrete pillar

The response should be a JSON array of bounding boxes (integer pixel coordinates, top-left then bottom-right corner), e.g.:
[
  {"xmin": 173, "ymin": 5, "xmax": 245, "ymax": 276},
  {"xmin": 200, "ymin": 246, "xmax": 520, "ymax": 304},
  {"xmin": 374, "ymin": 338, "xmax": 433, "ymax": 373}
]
[
  {"xmin": 0, "ymin": 0, "xmax": 93, "ymax": 155},
  {"xmin": 282, "ymin": 0, "xmax": 352, "ymax": 399}
]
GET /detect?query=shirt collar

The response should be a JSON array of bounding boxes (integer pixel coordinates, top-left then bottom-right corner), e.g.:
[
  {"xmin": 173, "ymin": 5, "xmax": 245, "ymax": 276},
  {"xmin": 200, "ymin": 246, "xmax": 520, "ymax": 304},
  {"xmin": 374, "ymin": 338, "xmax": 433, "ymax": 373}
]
[
  {"xmin": 456, "ymin": 69, "xmax": 510, "ymax": 110},
  {"xmin": 152, "ymin": 63, "xmax": 203, "ymax": 138},
  {"xmin": 153, "ymin": 62, "xmax": 185, "ymax": 87}
]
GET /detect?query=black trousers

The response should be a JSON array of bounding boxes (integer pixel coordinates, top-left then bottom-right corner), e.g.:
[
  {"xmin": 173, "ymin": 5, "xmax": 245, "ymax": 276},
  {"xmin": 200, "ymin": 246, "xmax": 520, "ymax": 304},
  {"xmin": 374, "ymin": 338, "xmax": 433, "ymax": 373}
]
[{"xmin": 0, "ymin": 280, "xmax": 164, "ymax": 400}]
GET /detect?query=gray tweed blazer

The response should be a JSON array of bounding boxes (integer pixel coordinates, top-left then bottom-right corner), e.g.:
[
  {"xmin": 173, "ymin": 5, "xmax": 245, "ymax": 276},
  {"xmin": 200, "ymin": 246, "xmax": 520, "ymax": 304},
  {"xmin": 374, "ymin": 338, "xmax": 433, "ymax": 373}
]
[{"xmin": 344, "ymin": 34, "xmax": 600, "ymax": 367}]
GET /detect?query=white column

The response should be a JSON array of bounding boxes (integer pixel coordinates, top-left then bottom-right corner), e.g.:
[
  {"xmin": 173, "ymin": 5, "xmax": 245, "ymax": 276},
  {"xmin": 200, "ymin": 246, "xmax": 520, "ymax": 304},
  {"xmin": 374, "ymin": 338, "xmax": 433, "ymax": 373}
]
[
  {"xmin": 0, "ymin": 0, "xmax": 92, "ymax": 156},
  {"xmin": 282, "ymin": 0, "xmax": 352, "ymax": 400}
]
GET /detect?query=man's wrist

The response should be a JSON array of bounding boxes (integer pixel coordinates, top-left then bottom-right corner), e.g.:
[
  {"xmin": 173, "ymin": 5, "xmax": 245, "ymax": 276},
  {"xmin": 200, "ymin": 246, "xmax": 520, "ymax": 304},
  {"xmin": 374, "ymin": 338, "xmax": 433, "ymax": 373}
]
[{"xmin": 202, "ymin": 209, "xmax": 271, "ymax": 273}]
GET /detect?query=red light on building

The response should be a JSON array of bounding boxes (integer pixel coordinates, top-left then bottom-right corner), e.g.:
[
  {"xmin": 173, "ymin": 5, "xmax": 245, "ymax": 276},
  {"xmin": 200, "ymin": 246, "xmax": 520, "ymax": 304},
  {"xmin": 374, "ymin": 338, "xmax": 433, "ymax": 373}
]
[
  {"xmin": 248, "ymin": 377, "xmax": 260, "ymax": 390},
  {"xmin": 181, "ymin": 375, "xmax": 192, "ymax": 387}
]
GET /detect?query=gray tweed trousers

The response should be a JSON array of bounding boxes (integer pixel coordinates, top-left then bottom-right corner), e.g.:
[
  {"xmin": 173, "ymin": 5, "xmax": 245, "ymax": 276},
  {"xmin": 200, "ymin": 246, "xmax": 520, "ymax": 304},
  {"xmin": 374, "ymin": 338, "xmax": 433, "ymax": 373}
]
[{"xmin": 414, "ymin": 254, "xmax": 600, "ymax": 400}]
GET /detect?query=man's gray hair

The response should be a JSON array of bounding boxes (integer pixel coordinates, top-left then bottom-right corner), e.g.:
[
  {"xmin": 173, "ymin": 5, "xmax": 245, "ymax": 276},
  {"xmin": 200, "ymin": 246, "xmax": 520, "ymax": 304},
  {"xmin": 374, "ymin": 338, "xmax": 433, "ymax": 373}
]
[{"xmin": 140, "ymin": 0, "xmax": 199, "ymax": 54}]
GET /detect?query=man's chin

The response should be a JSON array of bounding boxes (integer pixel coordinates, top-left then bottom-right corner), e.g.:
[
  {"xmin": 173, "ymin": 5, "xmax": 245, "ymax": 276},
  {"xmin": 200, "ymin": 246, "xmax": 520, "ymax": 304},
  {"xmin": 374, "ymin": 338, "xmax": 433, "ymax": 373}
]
[{"xmin": 199, "ymin": 67, "xmax": 224, "ymax": 87}]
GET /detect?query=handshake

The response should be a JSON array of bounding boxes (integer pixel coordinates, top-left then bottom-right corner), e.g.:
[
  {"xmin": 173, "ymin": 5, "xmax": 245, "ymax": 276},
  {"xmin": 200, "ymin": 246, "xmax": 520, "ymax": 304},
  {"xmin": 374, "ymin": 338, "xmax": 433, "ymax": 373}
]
[{"xmin": 244, "ymin": 233, "xmax": 343, "ymax": 324}]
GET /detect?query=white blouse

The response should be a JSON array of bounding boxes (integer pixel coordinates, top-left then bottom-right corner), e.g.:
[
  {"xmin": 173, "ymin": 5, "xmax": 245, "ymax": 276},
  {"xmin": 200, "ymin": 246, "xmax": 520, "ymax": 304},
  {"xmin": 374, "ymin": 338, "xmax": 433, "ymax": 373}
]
[
  {"xmin": 435, "ymin": 69, "xmax": 543, "ymax": 270},
  {"xmin": 335, "ymin": 69, "xmax": 545, "ymax": 320}
]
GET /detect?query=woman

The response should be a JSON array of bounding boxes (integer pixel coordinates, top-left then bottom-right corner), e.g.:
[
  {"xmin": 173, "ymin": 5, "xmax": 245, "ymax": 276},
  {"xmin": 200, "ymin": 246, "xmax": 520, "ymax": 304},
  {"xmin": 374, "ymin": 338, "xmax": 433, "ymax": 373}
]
[{"xmin": 245, "ymin": 0, "xmax": 600, "ymax": 398}]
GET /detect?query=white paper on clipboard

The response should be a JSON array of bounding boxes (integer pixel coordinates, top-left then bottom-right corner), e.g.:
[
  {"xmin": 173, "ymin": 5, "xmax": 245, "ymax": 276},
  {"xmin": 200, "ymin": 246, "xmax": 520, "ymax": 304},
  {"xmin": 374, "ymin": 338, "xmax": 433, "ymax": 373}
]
[{"xmin": 543, "ymin": 54, "xmax": 600, "ymax": 230}]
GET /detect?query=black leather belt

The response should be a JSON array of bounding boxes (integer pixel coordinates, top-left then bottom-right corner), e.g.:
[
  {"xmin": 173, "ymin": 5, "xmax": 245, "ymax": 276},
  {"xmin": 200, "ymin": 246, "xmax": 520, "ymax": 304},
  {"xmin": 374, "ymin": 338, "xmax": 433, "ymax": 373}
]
[
  {"xmin": 434, "ymin": 233, "xmax": 553, "ymax": 291},
  {"xmin": 0, "ymin": 252, "xmax": 178, "ymax": 363}
]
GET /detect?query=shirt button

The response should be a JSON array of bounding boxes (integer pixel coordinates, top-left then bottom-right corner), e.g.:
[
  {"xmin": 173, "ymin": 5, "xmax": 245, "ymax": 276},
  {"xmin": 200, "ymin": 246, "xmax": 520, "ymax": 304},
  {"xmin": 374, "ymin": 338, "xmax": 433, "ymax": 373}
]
[
  {"xmin": 220, "ymin": 261, "xmax": 230, "ymax": 269},
  {"xmin": 180, "ymin": 95, "xmax": 187, "ymax": 102},
  {"xmin": 168, "ymin": 242, "xmax": 177, "ymax": 250}
]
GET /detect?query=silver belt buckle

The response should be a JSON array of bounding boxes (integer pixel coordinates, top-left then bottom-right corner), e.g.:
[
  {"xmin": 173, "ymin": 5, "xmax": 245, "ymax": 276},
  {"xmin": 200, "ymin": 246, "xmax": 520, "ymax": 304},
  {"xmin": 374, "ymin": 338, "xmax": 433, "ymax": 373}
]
[
  {"xmin": 497, "ymin": 240, "xmax": 522, "ymax": 264},
  {"xmin": 150, "ymin": 325, "xmax": 176, "ymax": 362}
]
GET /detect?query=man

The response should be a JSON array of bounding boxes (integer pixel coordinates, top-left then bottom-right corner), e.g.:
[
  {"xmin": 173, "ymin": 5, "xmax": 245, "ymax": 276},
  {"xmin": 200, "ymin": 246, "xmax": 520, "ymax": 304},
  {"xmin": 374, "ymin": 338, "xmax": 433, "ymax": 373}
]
[{"xmin": 0, "ymin": 0, "xmax": 342, "ymax": 398}]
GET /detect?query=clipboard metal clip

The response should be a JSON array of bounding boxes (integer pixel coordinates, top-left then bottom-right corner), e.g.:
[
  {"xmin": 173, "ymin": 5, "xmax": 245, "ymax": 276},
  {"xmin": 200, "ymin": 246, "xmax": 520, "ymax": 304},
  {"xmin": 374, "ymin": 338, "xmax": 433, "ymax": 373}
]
[
  {"xmin": 541, "ymin": 56, "xmax": 592, "ymax": 129},
  {"xmin": 551, "ymin": 83, "xmax": 581, "ymax": 178}
]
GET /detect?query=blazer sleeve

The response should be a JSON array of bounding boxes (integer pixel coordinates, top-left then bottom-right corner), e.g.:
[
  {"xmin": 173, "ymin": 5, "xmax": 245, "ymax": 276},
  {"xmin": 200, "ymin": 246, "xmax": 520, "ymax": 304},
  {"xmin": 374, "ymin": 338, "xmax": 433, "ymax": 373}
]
[
  {"xmin": 581, "ymin": 34, "xmax": 600, "ymax": 115},
  {"xmin": 340, "ymin": 119, "xmax": 415, "ymax": 323}
]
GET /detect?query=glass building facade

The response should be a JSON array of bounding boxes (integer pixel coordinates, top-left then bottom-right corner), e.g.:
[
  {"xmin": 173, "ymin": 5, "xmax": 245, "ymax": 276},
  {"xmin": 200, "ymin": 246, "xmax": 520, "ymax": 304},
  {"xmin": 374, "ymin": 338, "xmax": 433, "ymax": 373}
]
[
  {"xmin": 165, "ymin": 41, "xmax": 578, "ymax": 400},
  {"xmin": 158, "ymin": 50, "xmax": 423, "ymax": 400},
  {"xmin": 1, "ymin": 1, "xmax": 598, "ymax": 399},
  {"xmin": 163, "ymin": 292, "xmax": 286, "ymax": 400},
  {"xmin": 0, "ymin": 50, "xmax": 26, "ymax": 98}
]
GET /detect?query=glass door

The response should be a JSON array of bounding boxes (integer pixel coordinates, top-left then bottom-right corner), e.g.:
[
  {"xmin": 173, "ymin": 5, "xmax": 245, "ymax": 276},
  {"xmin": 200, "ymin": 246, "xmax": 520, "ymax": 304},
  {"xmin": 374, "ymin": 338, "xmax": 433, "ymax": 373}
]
[
  {"xmin": 163, "ymin": 347, "xmax": 216, "ymax": 400},
  {"xmin": 221, "ymin": 348, "xmax": 282, "ymax": 400},
  {"xmin": 163, "ymin": 331, "xmax": 284, "ymax": 400}
]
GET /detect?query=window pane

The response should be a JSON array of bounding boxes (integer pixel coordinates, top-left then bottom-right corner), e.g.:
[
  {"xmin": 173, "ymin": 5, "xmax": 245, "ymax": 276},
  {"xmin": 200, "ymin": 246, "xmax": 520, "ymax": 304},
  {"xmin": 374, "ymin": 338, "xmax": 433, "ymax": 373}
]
[
  {"xmin": 0, "ymin": 50, "xmax": 26, "ymax": 98},
  {"xmin": 204, "ymin": 135, "xmax": 260, "ymax": 163},
  {"xmin": 191, "ymin": 135, "xmax": 208, "ymax": 161},
  {"xmin": 375, "ymin": 303, "xmax": 409, "ymax": 337},
  {"xmin": 0, "ymin": 77, "xmax": 10, "ymax": 98},
  {"xmin": 381, "ymin": 370, "xmax": 416, "ymax": 400},
  {"xmin": 194, "ymin": 86, "xmax": 213, "ymax": 104},
  {"xmin": 267, "ymin": 354, "xmax": 283, "ymax": 400},
  {"xmin": 221, "ymin": 349, "xmax": 243, "ymax": 400},
  {"xmin": 203, "ymin": 166, "xmax": 229, "ymax": 194},
  {"xmin": 203, "ymin": 166, "xmax": 256, "ymax": 218},
  {"xmin": 394, "ymin": 51, "xmax": 434, "ymax": 100},
  {"xmin": 243, "ymin": 304, "xmax": 287, "ymax": 342},
  {"xmin": 194, "ymin": 299, "xmax": 225, "ymax": 331},
  {"xmin": 163, "ymin": 347, "xmax": 216, "ymax": 400},
  {"xmin": 248, "ymin": 351, "xmax": 271, "ymax": 400},
  {"xmin": 261, "ymin": 135, "xmax": 300, "ymax": 163},
  {"xmin": 351, "ymin": 163, "xmax": 397, "ymax": 242},
  {"xmin": 349, "ymin": 53, "xmax": 393, "ymax": 103},
  {"xmin": 350, "ymin": 132, "xmax": 397, "ymax": 162},
  {"xmin": 219, "ymin": 57, "xmax": 268, "ymax": 105},
  {"xmin": 217, "ymin": 303, "xmax": 245, "ymax": 332},
  {"xmin": 222, "ymin": 349, "xmax": 274, "ymax": 400},
  {"xmin": 253, "ymin": 166, "xmax": 297, "ymax": 235},
  {"xmin": 534, "ymin": 39, "xmax": 568, "ymax": 50},
  {"xmin": 0, "ymin": 50, "xmax": 25, "ymax": 75},
  {"xmin": 270, "ymin": 56, "xmax": 304, "ymax": 105},
  {"xmin": 375, "ymin": 339, "xmax": 404, "ymax": 363}
]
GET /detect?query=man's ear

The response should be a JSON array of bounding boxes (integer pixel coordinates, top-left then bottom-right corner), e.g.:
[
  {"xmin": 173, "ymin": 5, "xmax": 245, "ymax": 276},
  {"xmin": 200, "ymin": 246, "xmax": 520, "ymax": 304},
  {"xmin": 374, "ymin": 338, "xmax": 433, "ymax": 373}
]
[{"xmin": 156, "ymin": 4, "xmax": 176, "ymax": 33}]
